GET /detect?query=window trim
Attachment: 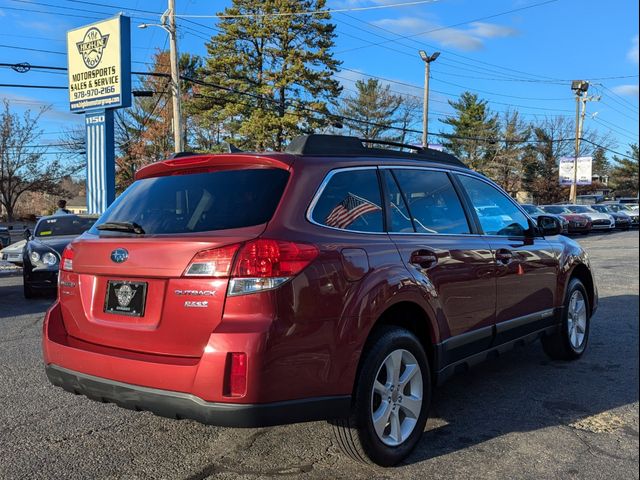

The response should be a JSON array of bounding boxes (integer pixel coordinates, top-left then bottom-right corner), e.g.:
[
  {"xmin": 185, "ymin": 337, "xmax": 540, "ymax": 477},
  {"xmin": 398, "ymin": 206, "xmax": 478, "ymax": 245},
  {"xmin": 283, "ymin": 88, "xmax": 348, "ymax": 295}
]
[
  {"xmin": 453, "ymin": 171, "xmax": 536, "ymax": 239},
  {"xmin": 306, "ymin": 166, "xmax": 387, "ymax": 235}
]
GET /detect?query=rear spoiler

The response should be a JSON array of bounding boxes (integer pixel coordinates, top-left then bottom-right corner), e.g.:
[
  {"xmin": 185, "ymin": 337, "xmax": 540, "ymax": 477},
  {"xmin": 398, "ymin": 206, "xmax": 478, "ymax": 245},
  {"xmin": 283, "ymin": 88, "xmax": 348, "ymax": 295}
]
[{"xmin": 134, "ymin": 154, "xmax": 293, "ymax": 180}]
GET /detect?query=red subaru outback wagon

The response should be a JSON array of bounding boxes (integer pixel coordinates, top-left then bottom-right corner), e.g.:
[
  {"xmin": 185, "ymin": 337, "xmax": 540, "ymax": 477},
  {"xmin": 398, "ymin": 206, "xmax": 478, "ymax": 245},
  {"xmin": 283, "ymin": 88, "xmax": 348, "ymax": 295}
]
[{"xmin": 43, "ymin": 135, "xmax": 597, "ymax": 466}]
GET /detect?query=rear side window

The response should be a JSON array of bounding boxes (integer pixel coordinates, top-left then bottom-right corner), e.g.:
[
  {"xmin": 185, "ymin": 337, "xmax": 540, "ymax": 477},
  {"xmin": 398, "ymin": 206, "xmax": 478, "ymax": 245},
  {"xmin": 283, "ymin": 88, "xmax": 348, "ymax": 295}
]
[
  {"xmin": 457, "ymin": 175, "xmax": 530, "ymax": 236},
  {"xmin": 91, "ymin": 168, "xmax": 289, "ymax": 235},
  {"xmin": 312, "ymin": 169, "xmax": 383, "ymax": 232},
  {"xmin": 392, "ymin": 169, "xmax": 470, "ymax": 234}
]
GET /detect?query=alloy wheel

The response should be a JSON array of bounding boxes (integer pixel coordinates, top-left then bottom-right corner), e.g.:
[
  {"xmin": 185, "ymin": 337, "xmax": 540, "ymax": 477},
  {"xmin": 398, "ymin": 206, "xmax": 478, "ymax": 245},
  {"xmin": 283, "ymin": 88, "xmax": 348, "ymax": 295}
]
[
  {"xmin": 567, "ymin": 290, "xmax": 587, "ymax": 349},
  {"xmin": 370, "ymin": 349, "xmax": 423, "ymax": 447}
]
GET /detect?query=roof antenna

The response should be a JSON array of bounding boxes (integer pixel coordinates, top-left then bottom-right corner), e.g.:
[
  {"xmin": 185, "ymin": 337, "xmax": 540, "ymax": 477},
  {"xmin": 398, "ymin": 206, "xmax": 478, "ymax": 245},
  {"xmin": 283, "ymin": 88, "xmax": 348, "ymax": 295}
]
[{"xmin": 228, "ymin": 143, "xmax": 243, "ymax": 153}]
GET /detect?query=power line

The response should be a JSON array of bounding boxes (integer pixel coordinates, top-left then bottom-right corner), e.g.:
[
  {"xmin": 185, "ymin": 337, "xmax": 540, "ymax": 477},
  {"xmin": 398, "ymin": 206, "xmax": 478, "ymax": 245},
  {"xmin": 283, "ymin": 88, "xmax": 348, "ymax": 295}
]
[
  {"xmin": 579, "ymin": 139, "xmax": 637, "ymax": 160},
  {"xmin": 336, "ymin": 0, "xmax": 558, "ymax": 78},
  {"xmin": 175, "ymin": 1, "xmax": 441, "ymax": 18}
]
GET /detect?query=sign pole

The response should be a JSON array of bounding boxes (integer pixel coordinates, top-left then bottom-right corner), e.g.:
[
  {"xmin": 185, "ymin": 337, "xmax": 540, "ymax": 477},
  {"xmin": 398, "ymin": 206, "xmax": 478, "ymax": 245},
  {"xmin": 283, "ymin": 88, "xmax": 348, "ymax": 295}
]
[{"xmin": 85, "ymin": 110, "xmax": 115, "ymax": 214}]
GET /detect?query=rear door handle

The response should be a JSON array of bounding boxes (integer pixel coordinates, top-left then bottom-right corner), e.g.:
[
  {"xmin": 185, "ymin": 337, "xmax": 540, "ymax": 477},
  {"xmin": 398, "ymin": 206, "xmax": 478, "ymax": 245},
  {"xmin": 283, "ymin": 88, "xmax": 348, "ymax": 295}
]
[
  {"xmin": 495, "ymin": 249, "xmax": 513, "ymax": 264},
  {"xmin": 410, "ymin": 250, "xmax": 438, "ymax": 269}
]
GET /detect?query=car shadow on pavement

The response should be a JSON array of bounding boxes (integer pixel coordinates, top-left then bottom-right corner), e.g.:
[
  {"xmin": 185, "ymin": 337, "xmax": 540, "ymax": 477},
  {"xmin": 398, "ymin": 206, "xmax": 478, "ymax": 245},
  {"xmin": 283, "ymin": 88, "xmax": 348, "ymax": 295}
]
[
  {"xmin": 0, "ymin": 279, "xmax": 55, "ymax": 320},
  {"xmin": 404, "ymin": 293, "xmax": 639, "ymax": 465}
]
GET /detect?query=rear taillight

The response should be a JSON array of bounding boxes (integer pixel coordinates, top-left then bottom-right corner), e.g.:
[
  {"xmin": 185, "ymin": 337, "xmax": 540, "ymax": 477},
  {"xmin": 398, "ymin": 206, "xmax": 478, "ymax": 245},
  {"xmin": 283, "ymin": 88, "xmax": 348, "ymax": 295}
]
[
  {"xmin": 184, "ymin": 244, "xmax": 240, "ymax": 277},
  {"xmin": 226, "ymin": 352, "xmax": 247, "ymax": 397},
  {"xmin": 61, "ymin": 245, "xmax": 74, "ymax": 272},
  {"xmin": 184, "ymin": 239, "xmax": 318, "ymax": 296}
]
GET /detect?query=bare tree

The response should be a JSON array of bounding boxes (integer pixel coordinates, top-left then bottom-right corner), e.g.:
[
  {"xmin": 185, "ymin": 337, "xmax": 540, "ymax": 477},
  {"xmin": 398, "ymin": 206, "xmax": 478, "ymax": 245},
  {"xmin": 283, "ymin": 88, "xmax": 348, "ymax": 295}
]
[
  {"xmin": 0, "ymin": 101, "xmax": 80, "ymax": 221},
  {"xmin": 484, "ymin": 111, "xmax": 531, "ymax": 195}
]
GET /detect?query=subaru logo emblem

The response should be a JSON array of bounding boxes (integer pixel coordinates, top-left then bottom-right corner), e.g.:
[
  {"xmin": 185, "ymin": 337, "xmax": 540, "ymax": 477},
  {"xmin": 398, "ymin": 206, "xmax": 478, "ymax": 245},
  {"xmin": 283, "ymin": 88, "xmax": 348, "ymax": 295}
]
[{"xmin": 111, "ymin": 248, "xmax": 128, "ymax": 263}]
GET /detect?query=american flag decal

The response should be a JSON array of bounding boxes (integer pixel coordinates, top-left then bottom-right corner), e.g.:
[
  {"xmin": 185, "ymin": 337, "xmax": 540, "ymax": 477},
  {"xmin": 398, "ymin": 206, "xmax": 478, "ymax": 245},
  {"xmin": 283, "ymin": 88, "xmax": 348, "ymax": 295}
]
[{"xmin": 325, "ymin": 193, "xmax": 381, "ymax": 229}]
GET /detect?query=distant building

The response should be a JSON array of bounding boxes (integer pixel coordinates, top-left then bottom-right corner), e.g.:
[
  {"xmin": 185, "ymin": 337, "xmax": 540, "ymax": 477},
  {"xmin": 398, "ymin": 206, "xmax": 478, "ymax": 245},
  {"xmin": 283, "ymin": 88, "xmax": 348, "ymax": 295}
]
[{"xmin": 66, "ymin": 196, "xmax": 88, "ymax": 214}]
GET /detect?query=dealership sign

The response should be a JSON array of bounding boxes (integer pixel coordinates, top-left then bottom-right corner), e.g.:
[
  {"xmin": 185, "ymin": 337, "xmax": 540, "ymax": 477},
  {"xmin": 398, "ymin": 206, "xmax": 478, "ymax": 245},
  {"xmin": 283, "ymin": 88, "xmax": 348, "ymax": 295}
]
[
  {"xmin": 67, "ymin": 15, "xmax": 131, "ymax": 112},
  {"xmin": 559, "ymin": 156, "xmax": 593, "ymax": 186}
]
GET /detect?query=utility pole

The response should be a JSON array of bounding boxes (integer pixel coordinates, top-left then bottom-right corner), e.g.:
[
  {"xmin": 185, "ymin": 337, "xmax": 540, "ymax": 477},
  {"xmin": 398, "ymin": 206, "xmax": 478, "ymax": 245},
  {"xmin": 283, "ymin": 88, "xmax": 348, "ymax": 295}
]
[
  {"xmin": 138, "ymin": 0, "xmax": 183, "ymax": 153},
  {"xmin": 569, "ymin": 81, "xmax": 600, "ymax": 203},
  {"xmin": 167, "ymin": 0, "xmax": 183, "ymax": 153},
  {"xmin": 419, "ymin": 50, "xmax": 440, "ymax": 148}
]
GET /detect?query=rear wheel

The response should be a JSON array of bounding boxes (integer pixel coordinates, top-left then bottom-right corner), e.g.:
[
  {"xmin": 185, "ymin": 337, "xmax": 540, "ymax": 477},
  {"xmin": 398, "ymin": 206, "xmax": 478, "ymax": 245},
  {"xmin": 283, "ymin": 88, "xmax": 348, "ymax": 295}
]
[
  {"xmin": 332, "ymin": 326, "xmax": 431, "ymax": 466},
  {"xmin": 542, "ymin": 278, "xmax": 590, "ymax": 360}
]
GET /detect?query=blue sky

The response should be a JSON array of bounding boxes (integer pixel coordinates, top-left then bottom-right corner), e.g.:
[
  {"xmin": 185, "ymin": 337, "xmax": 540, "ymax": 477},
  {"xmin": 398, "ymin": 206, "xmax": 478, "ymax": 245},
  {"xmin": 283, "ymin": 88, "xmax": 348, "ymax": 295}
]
[{"xmin": 0, "ymin": 0, "xmax": 638, "ymax": 154}]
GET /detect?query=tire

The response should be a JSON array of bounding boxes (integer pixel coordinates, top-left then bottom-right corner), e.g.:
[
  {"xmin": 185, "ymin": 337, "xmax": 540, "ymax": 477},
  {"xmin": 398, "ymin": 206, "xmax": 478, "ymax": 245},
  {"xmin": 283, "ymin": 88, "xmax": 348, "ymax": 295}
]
[
  {"xmin": 542, "ymin": 278, "xmax": 590, "ymax": 360},
  {"xmin": 332, "ymin": 326, "xmax": 431, "ymax": 467},
  {"xmin": 23, "ymin": 279, "xmax": 35, "ymax": 299}
]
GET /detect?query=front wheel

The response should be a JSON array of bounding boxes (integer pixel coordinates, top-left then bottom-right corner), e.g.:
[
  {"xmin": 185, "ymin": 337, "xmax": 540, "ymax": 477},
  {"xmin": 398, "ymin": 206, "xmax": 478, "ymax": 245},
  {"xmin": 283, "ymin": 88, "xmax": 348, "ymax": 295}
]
[
  {"xmin": 332, "ymin": 326, "xmax": 431, "ymax": 466},
  {"xmin": 542, "ymin": 278, "xmax": 590, "ymax": 360}
]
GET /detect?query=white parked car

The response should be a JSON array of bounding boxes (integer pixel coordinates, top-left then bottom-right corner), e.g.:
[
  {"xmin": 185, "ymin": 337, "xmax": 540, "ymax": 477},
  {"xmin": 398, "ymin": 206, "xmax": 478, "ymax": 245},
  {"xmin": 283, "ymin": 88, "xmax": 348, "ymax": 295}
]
[
  {"xmin": 0, "ymin": 239, "xmax": 26, "ymax": 266},
  {"xmin": 565, "ymin": 205, "xmax": 615, "ymax": 231}
]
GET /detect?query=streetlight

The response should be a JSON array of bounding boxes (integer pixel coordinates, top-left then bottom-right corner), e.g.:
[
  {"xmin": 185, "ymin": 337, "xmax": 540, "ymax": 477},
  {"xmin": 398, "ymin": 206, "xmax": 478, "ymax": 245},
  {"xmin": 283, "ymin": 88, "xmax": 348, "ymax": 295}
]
[
  {"xmin": 138, "ymin": 0, "xmax": 183, "ymax": 153},
  {"xmin": 569, "ymin": 80, "xmax": 590, "ymax": 203},
  {"xmin": 419, "ymin": 50, "xmax": 440, "ymax": 148}
]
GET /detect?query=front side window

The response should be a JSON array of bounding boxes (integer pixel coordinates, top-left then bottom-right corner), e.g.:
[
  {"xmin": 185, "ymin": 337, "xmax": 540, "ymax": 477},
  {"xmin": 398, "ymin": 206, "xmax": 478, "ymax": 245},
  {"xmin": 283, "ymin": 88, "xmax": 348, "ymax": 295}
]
[
  {"xmin": 392, "ymin": 169, "xmax": 470, "ymax": 234},
  {"xmin": 458, "ymin": 175, "xmax": 530, "ymax": 236},
  {"xmin": 312, "ymin": 169, "xmax": 383, "ymax": 232},
  {"xmin": 382, "ymin": 170, "xmax": 414, "ymax": 232}
]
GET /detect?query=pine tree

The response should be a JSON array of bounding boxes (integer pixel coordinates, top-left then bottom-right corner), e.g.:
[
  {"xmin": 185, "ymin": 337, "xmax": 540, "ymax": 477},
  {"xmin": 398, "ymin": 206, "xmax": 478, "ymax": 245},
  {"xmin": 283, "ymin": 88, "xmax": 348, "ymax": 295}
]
[
  {"xmin": 338, "ymin": 79, "xmax": 403, "ymax": 140},
  {"xmin": 192, "ymin": 0, "xmax": 342, "ymax": 151},
  {"xmin": 440, "ymin": 92, "xmax": 499, "ymax": 172}
]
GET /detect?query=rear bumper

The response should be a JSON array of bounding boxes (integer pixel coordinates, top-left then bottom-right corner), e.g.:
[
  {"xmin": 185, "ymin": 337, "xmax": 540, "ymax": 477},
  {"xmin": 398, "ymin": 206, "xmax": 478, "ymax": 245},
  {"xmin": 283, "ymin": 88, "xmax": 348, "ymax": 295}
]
[{"xmin": 45, "ymin": 364, "xmax": 350, "ymax": 427}]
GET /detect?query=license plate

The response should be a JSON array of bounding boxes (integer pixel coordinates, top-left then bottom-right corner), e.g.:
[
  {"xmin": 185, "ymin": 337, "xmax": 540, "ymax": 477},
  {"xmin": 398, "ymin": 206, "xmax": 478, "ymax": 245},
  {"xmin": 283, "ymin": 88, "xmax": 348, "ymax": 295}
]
[{"xmin": 104, "ymin": 280, "xmax": 147, "ymax": 317}]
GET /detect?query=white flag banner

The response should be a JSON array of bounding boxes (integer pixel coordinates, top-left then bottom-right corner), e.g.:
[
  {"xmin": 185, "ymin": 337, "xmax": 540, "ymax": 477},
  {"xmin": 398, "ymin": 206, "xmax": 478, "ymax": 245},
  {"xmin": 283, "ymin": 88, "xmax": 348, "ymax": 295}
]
[{"xmin": 559, "ymin": 156, "xmax": 593, "ymax": 186}]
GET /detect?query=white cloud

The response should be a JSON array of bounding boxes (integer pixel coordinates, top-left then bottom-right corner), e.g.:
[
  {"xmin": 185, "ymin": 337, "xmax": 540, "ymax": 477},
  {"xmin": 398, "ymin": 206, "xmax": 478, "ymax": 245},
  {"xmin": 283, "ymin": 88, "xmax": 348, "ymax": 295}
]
[
  {"xmin": 628, "ymin": 35, "xmax": 639, "ymax": 65},
  {"xmin": 468, "ymin": 22, "xmax": 518, "ymax": 39},
  {"xmin": 373, "ymin": 17, "xmax": 518, "ymax": 51},
  {"xmin": 611, "ymin": 84, "xmax": 639, "ymax": 97}
]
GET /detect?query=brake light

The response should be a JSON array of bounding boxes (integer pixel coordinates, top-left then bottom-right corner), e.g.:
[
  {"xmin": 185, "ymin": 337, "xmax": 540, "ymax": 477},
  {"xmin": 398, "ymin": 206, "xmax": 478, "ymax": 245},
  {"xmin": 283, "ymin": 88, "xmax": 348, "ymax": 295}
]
[
  {"xmin": 232, "ymin": 239, "xmax": 318, "ymax": 277},
  {"xmin": 226, "ymin": 352, "xmax": 247, "ymax": 397},
  {"xmin": 184, "ymin": 239, "xmax": 318, "ymax": 296},
  {"xmin": 184, "ymin": 244, "xmax": 239, "ymax": 277},
  {"xmin": 61, "ymin": 245, "xmax": 74, "ymax": 272}
]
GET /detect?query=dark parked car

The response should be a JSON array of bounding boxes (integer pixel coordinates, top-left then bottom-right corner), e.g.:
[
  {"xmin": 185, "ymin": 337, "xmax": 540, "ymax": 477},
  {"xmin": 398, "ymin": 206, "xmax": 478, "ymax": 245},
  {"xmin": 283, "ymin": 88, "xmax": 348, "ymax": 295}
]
[
  {"xmin": 591, "ymin": 204, "xmax": 631, "ymax": 230},
  {"xmin": 521, "ymin": 204, "xmax": 569, "ymax": 234},
  {"xmin": 540, "ymin": 205, "xmax": 592, "ymax": 235},
  {"xmin": 601, "ymin": 202, "xmax": 639, "ymax": 227},
  {"xmin": 0, "ymin": 226, "xmax": 11, "ymax": 248},
  {"xmin": 23, "ymin": 214, "xmax": 97, "ymax": 298},
  {"xmin": 43, "ymin": 135, "xmax": 597, "ymax": 466}
]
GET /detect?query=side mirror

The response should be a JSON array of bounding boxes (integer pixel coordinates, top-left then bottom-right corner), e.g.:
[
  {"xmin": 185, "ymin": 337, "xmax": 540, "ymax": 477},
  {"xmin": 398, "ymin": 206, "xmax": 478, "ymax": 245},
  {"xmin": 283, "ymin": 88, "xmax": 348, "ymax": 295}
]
[
  {"xmin": 537, "ymin": 215, "xmax": 562, "ymax": 236},
  {"xmin": 23, "ymin": 228, "xmax": 31, "ymax": 240}
]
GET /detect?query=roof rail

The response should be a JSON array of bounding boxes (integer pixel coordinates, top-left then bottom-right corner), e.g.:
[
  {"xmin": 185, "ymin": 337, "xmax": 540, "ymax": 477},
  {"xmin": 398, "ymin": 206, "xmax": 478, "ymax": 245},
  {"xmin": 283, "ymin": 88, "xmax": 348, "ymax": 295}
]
[{"xmin": 285, "ymin": 134, "xmax": 467, "ymax": 168}]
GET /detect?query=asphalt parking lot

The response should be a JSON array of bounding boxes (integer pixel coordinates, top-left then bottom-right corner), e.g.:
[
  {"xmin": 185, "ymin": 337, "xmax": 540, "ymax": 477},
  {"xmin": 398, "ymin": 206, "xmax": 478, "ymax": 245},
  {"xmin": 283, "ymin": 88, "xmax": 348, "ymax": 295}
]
[{"xmin": 0, "ymin": 231, "xmax": 638, "ymax": 480}]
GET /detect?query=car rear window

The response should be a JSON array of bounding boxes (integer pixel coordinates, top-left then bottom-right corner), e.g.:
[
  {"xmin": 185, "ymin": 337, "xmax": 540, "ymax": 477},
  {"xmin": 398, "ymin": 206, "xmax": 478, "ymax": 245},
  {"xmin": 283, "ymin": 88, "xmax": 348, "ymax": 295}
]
[
  {"xmin": 36, "ymin": 216, "xmax": 96, "ymax": 237},
  {"xmin": 91, "ymin": 168, "xmax": 289, "ymax": 235}
]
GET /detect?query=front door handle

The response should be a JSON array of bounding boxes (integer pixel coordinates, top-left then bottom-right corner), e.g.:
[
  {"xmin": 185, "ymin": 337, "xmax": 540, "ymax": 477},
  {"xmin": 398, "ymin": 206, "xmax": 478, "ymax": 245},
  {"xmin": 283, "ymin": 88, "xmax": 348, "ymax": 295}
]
[
  {"xmin": 495, "ymin": 249, "xmax": 513, "ymax": 264},
  {"xmin": 410, "ymin": 250, "xmax": 438, "ymax": 269}
]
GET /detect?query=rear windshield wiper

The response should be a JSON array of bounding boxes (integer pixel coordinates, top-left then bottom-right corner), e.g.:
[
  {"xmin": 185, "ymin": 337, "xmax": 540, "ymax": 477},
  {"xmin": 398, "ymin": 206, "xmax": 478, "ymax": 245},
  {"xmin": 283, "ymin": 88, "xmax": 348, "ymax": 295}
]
[{"xmin": 97, "ymin": 221, "xmax": 146, "ymax": 235}]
